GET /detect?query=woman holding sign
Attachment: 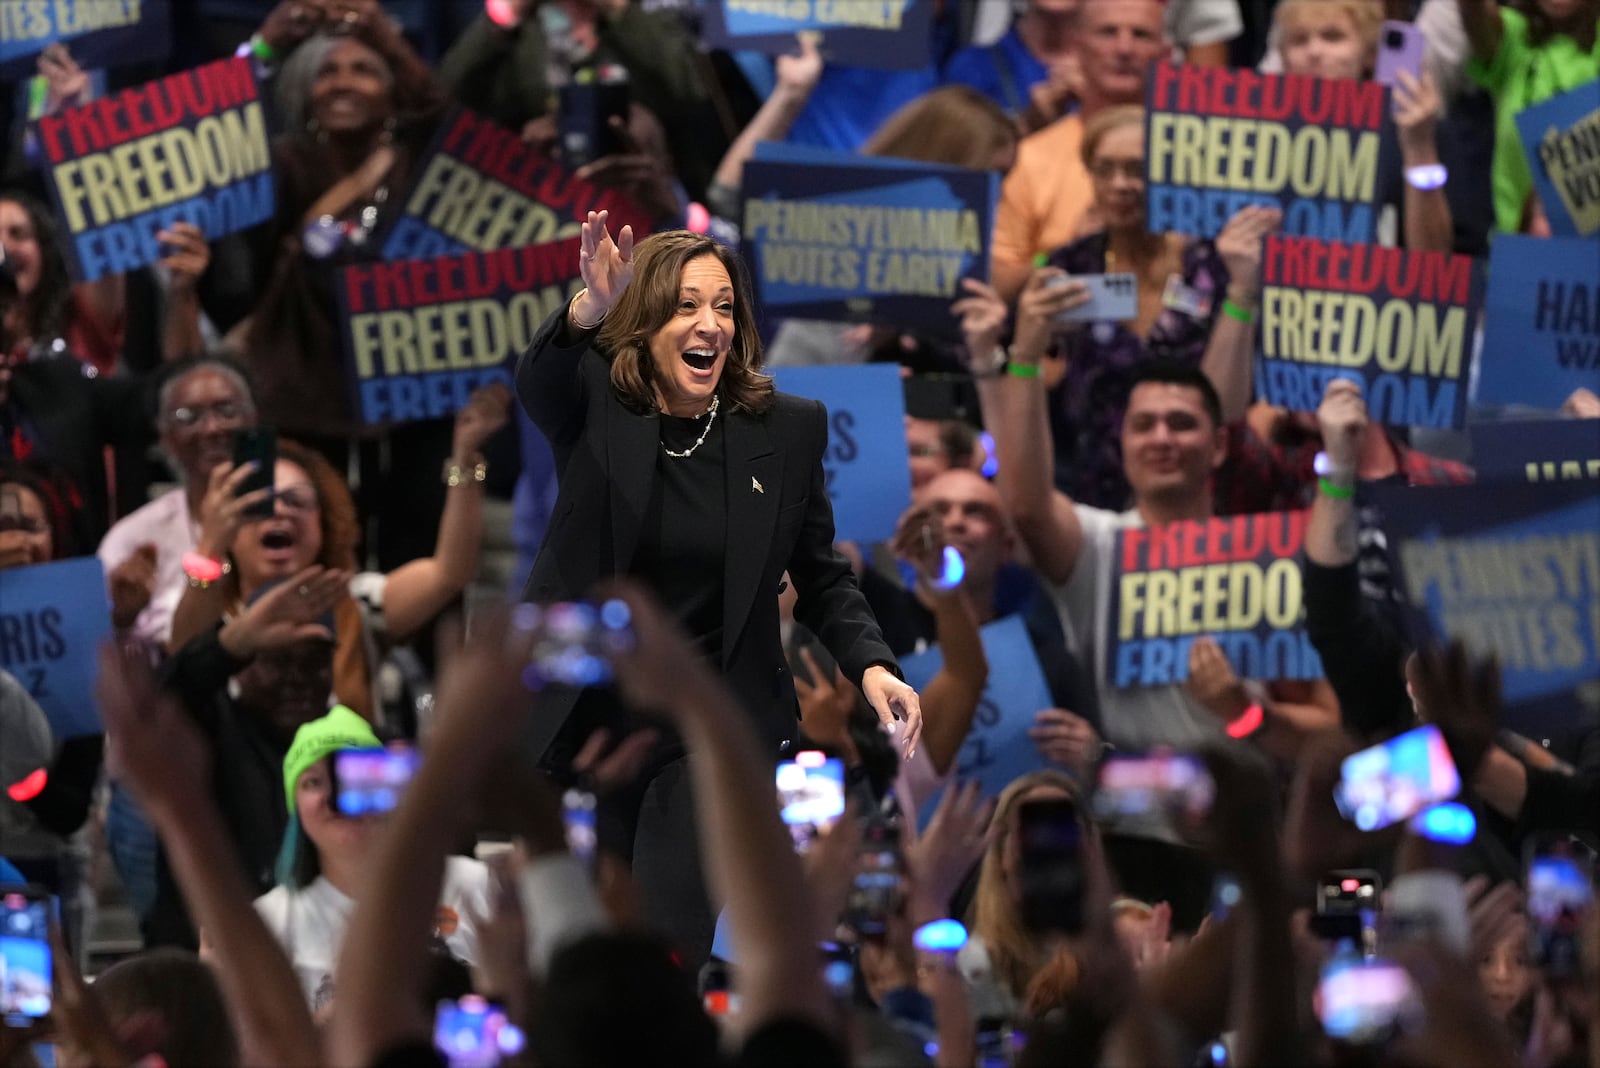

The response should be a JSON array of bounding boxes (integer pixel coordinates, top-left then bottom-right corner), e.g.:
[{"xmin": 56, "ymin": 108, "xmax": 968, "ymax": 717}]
[{"xmin": 516, "ymin": 212, "xmax": 919, "ymax": 968}]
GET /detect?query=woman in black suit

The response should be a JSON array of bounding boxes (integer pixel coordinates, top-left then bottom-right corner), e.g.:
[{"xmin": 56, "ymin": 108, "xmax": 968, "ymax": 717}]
[{"xmin": 518, "ymin": 212, "xmax": 920, "ymax": 966}]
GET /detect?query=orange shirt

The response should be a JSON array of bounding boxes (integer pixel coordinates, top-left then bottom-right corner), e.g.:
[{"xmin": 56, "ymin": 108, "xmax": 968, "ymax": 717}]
[{"xmin": 993, "ymin": 115, "xmax": 1095, "ymax": 294}]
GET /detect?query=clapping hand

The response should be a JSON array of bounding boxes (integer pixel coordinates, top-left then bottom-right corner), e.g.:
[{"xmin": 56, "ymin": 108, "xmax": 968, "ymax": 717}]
[{"xmin": 108, "ymin": 543, "xmax": 159, "ymax": 630}]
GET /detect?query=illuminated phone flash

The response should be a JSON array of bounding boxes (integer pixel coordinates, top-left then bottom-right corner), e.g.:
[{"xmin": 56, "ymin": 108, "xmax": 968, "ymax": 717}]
[{"xmin": 929, "ymin": 546, "xmax": 965, "ymax": 590}]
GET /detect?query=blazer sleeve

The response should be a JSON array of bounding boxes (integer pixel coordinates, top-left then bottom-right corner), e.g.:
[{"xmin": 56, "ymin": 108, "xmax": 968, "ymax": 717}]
[
  {"xmin": 1303, "ymin": 558, "xmax": 1411, "ymax": 739},
  {"xmin": 515, "ymin": 307, "xmax": 594, "ymax": 449},
  {"xmin": 785, "ymin": 398, "xmax": 901, "ymax": 687}
]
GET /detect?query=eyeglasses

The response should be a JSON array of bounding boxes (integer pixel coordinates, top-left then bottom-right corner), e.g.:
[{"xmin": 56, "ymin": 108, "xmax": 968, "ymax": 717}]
[
  {"xmin": 1089, "ymin": 159, "xmax": 1146, "ymax": 182},
  {"xmin": 272, "ymin": 485, "xmax": 319, "ymax": 513},
  {"xmin": 166, "ymin": 401, "xmax": 248, "ymax": 428},
  {"xmin": 0, "ymin": 515, "xmax": 48, "ymax": 534}
]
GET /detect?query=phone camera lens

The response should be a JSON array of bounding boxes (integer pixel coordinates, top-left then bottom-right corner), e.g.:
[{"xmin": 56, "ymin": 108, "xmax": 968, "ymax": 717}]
[{"xmin": 1385, "ymin": 30, "xmax": 1404, "ymax": 47}]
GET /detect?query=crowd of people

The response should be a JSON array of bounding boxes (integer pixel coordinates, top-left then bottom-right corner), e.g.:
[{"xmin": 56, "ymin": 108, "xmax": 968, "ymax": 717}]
[{"xmin": 1, "ymin": 0, "xmax": 1598, "ymax": 1065}]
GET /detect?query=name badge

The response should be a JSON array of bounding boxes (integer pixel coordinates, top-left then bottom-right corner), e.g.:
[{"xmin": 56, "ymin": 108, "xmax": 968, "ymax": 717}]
[{"xmin": 1162, "ymin": 275, "xmax": 1211, "ymax": 318}]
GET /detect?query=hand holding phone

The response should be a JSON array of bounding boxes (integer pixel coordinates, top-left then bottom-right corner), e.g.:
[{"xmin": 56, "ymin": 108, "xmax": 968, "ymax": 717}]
[
  {"xmin": 1333, "ymin": 724, "xmax": 1460, "ymax": 832},
  {"xmin": 776, "ymin": 750, "xmax": 846, "ymax": 853},
  {"xmin": 517, "ymin": 599, "xmax": 636, "ymax": 690},
  {"xmin": 1317, "ymin": 951, "xmax": 1419, "ymax": 1043},
  {"xmin": 845, "ymin": 821, "xmax": 904, "ymax": 937},
  {"xmin": 1017, "ymin": 797, "xmax": 1084, "ymax": 935},
  {"xmin": 1053, "ymin": 272, "xmax": 1137, "ymax": 324},
  {"xmin": 433, "ymin": 995, "xmax": 524, "ymax": 1068},
  {"xmin": 1374, "ymin": 21, "xmax": 1425, "ymax": 87},
  {"xmin": 232, "ymin": 428, "xmax": 277, "ymax": 520},
  {"xmin": 1526, "ymin": 835, "xmax": 1595, "ymax": 976},
  {"xmin": 331, "ymin": 747, "xmax": 420, "ymax": 817}
]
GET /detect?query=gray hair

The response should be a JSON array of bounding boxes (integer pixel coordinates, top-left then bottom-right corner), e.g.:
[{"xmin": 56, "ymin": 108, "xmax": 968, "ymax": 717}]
[
  {"xmin": 276, "ymin": 32, "xmax": 395, "ymax": 134},
  {"xmin": 155, "ymin": 356, "xmax": 256, "ymax": 425}
]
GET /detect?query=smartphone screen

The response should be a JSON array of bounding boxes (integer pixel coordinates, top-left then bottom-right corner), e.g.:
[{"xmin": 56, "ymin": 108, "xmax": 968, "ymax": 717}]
[
  {"xmin": 1017, "ymin": 798, "xmax": 1084, "ymax": 936},
  {"xmin": 845, "ymin": 822, "xmax": 903, "ymax": 937},
  {"xmin": 776, "ymin": 750, "xmax": 846, "ymax": 853},
  {"xmin": 562, "ymin": 788, "xmax": 598, "ymax": 870},
  {"xmin": 433, "ymin": 995, "xmax": 524, "ymax": 1068},
  {"xmin": 1317, "ymin": 869, "xmax": 1382, "ymax": 914},
  {"xmin": 232, "ymin": 427, "xmax": 277, "ymax": 520},
  {"xmin": 700, "ymin": 960, "xmax": 740, "ymax": 1018},
  {"xmin": 518, "ymin": 600, "xmax": 635, "ymax": 689},
  {"xmin": 1317, "ymin": 954, "xmax": 1417, "ymax": 1042},
  {"xmin": 819, "ymin": 941, "xmax": 856, "ymax": 1001},
  {"xmin": 331, "ymin": 747, "xmax": 420, "ymax": 817},
  {"xmin": 1093, "ymin": 751, "xmax": 1215, "ymax": 830},
  {"xmin": 1374, "ymin": 21, "xmax": 1426, "ymax": 87},
  {"xmin": 1334, "ymin": 724, "xmax": 1460, "ymax": 831},
  {"xmin": 0, "ymin": 886, "xmax": 52, "ymax": 1027},
  {"xmin": 1526, "ymin": 836, "xmax": 1595, "ymax": 977}
]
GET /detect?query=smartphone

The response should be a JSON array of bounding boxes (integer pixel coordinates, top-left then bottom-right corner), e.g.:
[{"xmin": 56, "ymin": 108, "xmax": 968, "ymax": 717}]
[
  {"xmin": 232, "ymin": 427, "xmax": 277, "ymax": 520},
  {"xmin": 331, "ymin": 747, "xmax": 420, "ymax": 817},
  {"xmin": 1333, "ymin": 724, "xmax": 1461, "ymax": 832},
  {"xmin": 516, "ymin": 599, "xmax": 636, "ymax": 689},
  {"xmin": 976, "ymin": 1018, "xmax": 1024, "ymax": 1068},
  {"xmin": 776, "ymin": 750, "xmax": 846, "ymax": 853},
  {"xmin": 558, "ymin": 75, "xmax": 629, "ymax": 169},
  {"xmin": 1053, "ymin": 272, "xmax": 1138, "ymax": 323},
  {"xmin": 432, "ymin": 995, "xmax": 524, "ymax": 1068},
  {"xmin": 1374, "ymin": 21, "xmax": 1426, "ymax": 87},
  {"xmin": 0, "ymin": 885, "xmax": 52, "ymax": 1027},
  {"xmin": 1093, "ymin": 750, "xmax": 1215, "ymax": 831},
  {"xmin": 819, "ymin": 940, "xmax": 856, "ymax": 1001},
  {"xmin": 1316, "ymin": 952, "xmax": 1418, "ymax": 1043},
  {"xmin": 1317, "ymin": 869, "xmax": 1382, "ymax": 915},
  {"xmin": 1017, "ymin": 798, "xmax": 1084, "ymax": 936},
  {"xmin": 700, "ymin": 959, "xmax": 739, "ymax": 1017},
  {"xmin": 1526, "ymin": 835, "xmax": 1595, "ymax": 977},
  {"xmin": 562, "ymin": 788, "xmax": 598, "ymax": 870},
  {"xmin": 845, "ymin": 822, "xmax": 904, "ymax": 937},
  {"xmin": 1209, "ymin": 872, "xmax": 1242, "ymax": 924}
]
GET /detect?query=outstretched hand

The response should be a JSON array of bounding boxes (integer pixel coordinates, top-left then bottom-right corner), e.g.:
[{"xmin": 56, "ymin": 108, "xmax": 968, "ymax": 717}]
[{"xmin": 573, "ymin": 210, "xmax": 635, "ymax": 324}]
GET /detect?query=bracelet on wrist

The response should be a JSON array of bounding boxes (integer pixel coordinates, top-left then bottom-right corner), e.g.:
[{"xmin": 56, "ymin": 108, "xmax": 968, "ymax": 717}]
[
  {"xmin": 1005, "ymin": 361, "xmax": 1041, "ymax": 379},
  {"xmin": 182, "ymin": 552, "xmax": 232, "ymax": 590},
  {"xmin": 1226, "ymin": 702, "xmax": 1265, "ymax": 739},
  {"xmin": 484, "ymin": 0, "xmax": 521, "ymax": 28},
  {"xmin": 443, "ymin": 459, "xmax": 488, "ymax": 488},
  {"xmin": 569, "ymin": 289, "xmax": 606, "ymax": 330},
  {"xmin": 1405, "ymin": 163, "xmax": 1448, "ymax": 191},
  {"xmin": 1221, "ymin": 298, "xmax": 1255, "ymax": 324},
  {"xmin": 1317, "ymin": 476, "xmax": 1356, "ymax": 500}
]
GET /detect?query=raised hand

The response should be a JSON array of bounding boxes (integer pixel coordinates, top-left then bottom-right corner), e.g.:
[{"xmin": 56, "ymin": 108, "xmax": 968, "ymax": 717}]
[
  {"xmin": 1316, "ymin": 377, "xmax": 1368, "ymax": 472},
  {"xmin": 1392, "ymin": 69, "xmax": 1442, "ymax": 164},
  {"xmin": 574, "ymin": 115, "xmax": 681, "ymax": 223},
  {"xmin": 1027, "ymin": 708, "xmax": 1100, "ymax": 777},
  {"xmin": 904, "ymin": 779, "xmax": 994, "ymax": 922},
  {"xmin": 37, "ymin": 44, "xmax": 90, "ymax": 113},
  {"xmin": 572, "ymin": 210, "xmax": 635, "ymax": 325},
  {"xmin": 1011, "ymin": 267, "xmax": 1088, "ymax": 365},
  {"xmin": 97, "ymin": 641, "xmax": 212, "ymax": 822},
  {"xmin": 1411, "ymin": 641, "xmax": 1501, "ymax": 784},
  {"xmin": 195, "ymin": 461, "xmax": 273, "ymax": 561},
  {"xmin": 156, "ymin": 222, "xmax": 211, "ymax": 293},
  {"xmin": 950, "ymin": 277, "xmax": 1008, "ymax": 375},
  {"xmin": 775, "ymin": 32, "xmax": 824, "ymax": 100},
  {"xmin": 108, "ymin": 543, "xmax": 159, "ymax": 630},
  {"xmin": 1185, "ymin": 637, "xmax": 1250, "ymax": 722},
  {"xmin": 453, "ymin": 381, "xmax": 512, "ymax": 458},
  {"xmin": 217, "ymin": 564, "xmax": 350, "ymax": 658},
  {"xmin": 1215, "ymin": 205, "xmax": 1283, "ymax": 306}
]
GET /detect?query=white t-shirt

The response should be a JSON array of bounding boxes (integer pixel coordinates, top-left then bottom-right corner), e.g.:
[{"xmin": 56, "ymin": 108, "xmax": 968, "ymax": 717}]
[
  {"xmin": 254, "ymin": 856, "xmax": 490, "ymax": 1009},
  {"xmin": 1167, "ymin": 0, "xmax": 1243, "ymax": 49}
]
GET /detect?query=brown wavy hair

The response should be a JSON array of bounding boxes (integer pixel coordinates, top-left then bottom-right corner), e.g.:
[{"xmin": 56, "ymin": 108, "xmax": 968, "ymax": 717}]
[
  {"xmin": 278, "ymin": 439, "xmax": 361, "ymax": 573},
  {"xmin": 1080, "ymin": 105, "xmax": 1147, "ymax": 170},
  {"xmin": 598, "ymin": 232, "xmax": 774, "ymax": 415},
  {"xmin": 862, "ymin": 86, "xmax": 1018, "ymax": 170}
]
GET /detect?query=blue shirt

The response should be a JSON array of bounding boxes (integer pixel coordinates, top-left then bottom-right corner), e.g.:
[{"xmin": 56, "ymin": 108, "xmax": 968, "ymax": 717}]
[
  {"xmin": 785, "ymin": 64, "xmax": 939, "ymax": 151},
  {"xmin": 942, "ymin": 28, "xmax": 1048, "ymax": 117}
]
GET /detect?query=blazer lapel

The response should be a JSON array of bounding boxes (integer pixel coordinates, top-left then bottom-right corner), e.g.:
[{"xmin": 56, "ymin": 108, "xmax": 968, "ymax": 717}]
[
  {"xmin": 607, "ymin": 397, "xmax": 658, "ymax": 573},
  {"xmin": 722, "ymin": 410, "xmax": 781, "ymax": 667}
]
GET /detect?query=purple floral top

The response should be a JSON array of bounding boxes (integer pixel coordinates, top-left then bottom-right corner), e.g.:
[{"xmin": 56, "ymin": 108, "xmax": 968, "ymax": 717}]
[{"xmin": 1043, "ymin": 232, "xmax": 1229, "ymax": 510}]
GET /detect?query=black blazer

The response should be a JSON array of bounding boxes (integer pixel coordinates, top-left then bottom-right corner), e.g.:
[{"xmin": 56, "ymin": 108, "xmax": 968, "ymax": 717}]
[{"xmin": 516, "ymin": 309, "xmax": 898, "ymax": 761}]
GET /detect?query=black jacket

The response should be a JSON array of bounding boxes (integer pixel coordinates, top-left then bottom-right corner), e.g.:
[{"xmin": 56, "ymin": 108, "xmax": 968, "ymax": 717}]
[{"xmin": 516, "ymin": 310, "xmax": 898, "ymax": 763}]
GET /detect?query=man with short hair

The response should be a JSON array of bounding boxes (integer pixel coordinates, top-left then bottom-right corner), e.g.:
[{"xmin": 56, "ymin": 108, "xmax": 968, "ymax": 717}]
[
  {"xmin": 98, "ymin": 356, "xmax": 257, "ymax": 647},
  {"xmin": 991, "ymin": 0, "xmax": 1169, "ymax": 299}
]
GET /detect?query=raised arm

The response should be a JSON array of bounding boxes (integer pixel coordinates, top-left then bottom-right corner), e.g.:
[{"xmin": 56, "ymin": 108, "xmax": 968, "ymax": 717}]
[
  {"xmin": 515, "ymin": 211, "xmax": 633, "ymax": 445},
  {"xmin": 1201, "ymin": 206, "xmax": 1281, "ymax": 424},
  {"xmin": 954, "ymin": 272, "xmax": 1087, "ymax": 586},
  {"xmin": 381, "ymin": 384, "xmax": 509, "ymax": 641},
  {"xmin": 610, "ymin": 584, "xmax": 836, "ymax": 1040},
  {"xmin": 96, "ymin": 644, "xmax": 320, "ymax": 1068},
  {"xmin": 710, "ymin": 36, "xmax": 823, "ymax": 197},
  {"xmin": 165, "ymin": 462, "xmax": 275, "ymax": 652},
  {"xmin": 157, "ymin": 223, "xmax": 212, "ymax": 362},
  {"xmin": 1393, "ymin": 71, "xmax": 1453, "ymax": 254}
]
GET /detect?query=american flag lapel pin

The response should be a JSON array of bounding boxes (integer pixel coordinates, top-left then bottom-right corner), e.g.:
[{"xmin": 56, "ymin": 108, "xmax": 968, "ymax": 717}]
[{"xmin": 752, "ymin": 477, "xmax": 764, "ymax": 494}]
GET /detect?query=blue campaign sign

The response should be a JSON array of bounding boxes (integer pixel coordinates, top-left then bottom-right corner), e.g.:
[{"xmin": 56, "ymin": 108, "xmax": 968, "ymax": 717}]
[
  {"xmin": 898, "ymin": 615, "xmax": 1052, "ymax": 827},
  {"xmin": 742, "ymin": 144, "xmax": 998, "ymax": 337},
  {"xmin": 772, "ymin": 364, "xmax": 910, "ymax": 544},
  {"xmin": 0, "ymin": 0, "xmax": 170, "ymax": 80},
  {"xmin": 1478, "ymin": 235, "xmax": 1600, "ymax": 410},
  {"xmin": 30, "ymin": 57, "xmax": 274, "ymax": 282},
  {"xmin": 700, "ymin": 0, "xmax": 933, "ymax": 70},
  {"xmin": 1255, "ymin": 235, "xmax": 1481, "ymax": 429},
  {"xmin": 0, "ymin": 557, "xmax": 110, "ymax": 737},
  {"xmin": 1143, "ymin": 62, "xmax": 1390, "ymax": 242},
  {"xmin": 1517, "ymin": 84, "xmax": 1600, "ymax": 238},
  {"xmin": 1469, "ymin": 419, "xmax": 1600, "ymax": 485},
  {"xmin": 1372, "ymin": 480, "xmax": 1600, "ymax": 738}
]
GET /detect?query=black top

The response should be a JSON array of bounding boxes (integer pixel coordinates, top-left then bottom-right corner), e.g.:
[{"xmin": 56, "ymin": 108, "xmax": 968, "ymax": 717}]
[{"xmin": 632, "ymin": 412, "xmax": 728, "ymax": 665}]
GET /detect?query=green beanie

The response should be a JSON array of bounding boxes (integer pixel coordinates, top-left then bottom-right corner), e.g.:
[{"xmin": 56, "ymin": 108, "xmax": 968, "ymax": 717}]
[{"xmin": 281, "ymin": 704, "xmax": 381, "ymax": 812}]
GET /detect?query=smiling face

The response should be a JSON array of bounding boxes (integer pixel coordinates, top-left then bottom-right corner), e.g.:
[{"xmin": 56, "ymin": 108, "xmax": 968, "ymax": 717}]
[
  {"xmin": 1121, "ymin": 382, "xmax": 1227, "ymax": 506},
  {"xmin": 159, "ymin": 368, "xmax": 255, "ymax": 487},
  {"xmin": 646, "ymin": 254, "xmax": 735, "ymax": 417},
  {"xmin": 233, "ymin": 459, "xmax": 323, "ymax": 588},
  {"xmin": 1279, "ymin": 6, "xmax": 1370, "ymax": 80},
  {"xmin": 1089, "ymin": 122, "xmax": 1147, "ymax": 231},
  {"xmin": 309, "ymin": 37, "xmax": 393, "ymax": 135},
  {"xmin": 0, "ymin": 200, "xmax": 42, "ymax": 300}
]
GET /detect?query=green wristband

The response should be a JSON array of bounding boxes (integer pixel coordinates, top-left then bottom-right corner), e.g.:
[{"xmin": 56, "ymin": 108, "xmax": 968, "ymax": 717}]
[
  {"xmin": 1006, "ymin": 362, "xmax": 1042, "ymax": 379},
  {"xmin": 1318, "ymin": 476, "xmax": 1355, "ymax": 500},
  {"xmin": 1221, "ymin": 298, "xmax": 1255, "ymax": 324},
  {"xmin": 250, "ymin": 34, "xmax": 277, "ymax": 63}
]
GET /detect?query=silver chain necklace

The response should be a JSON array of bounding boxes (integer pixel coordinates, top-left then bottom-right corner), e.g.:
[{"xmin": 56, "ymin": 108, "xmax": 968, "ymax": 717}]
[{"xmin": 662, "ymin": 394, "xmax": 720, "ymax": 459}]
